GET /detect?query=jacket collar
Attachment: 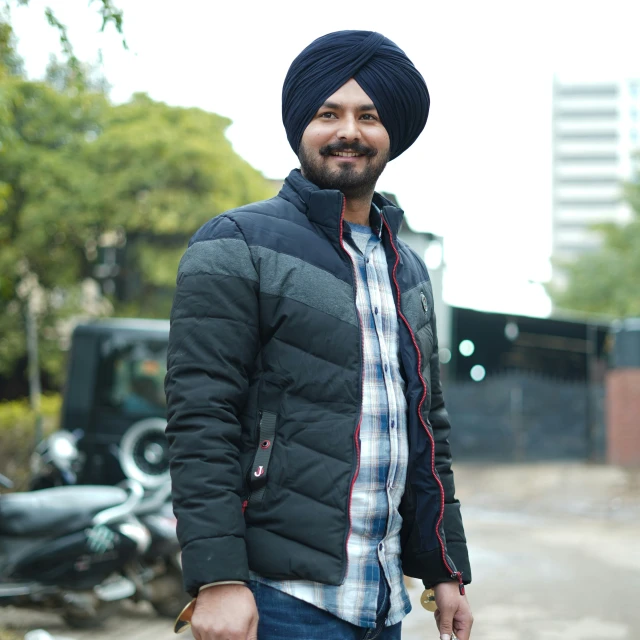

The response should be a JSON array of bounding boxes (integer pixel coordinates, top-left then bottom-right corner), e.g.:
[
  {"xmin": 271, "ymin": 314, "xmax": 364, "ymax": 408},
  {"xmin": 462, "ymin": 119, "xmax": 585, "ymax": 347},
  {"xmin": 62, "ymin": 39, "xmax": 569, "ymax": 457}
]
[{"xmin": 278, "ymin": 169, "xmax": 405, "ymax": 239}]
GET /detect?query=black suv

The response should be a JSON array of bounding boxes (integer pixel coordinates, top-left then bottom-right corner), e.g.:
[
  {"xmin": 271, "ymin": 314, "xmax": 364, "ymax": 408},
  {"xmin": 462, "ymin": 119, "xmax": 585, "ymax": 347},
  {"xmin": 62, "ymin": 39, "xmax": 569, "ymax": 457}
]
[{"xmin": 62, "ymin": 318, "xmax": 169, "ymax": 485}]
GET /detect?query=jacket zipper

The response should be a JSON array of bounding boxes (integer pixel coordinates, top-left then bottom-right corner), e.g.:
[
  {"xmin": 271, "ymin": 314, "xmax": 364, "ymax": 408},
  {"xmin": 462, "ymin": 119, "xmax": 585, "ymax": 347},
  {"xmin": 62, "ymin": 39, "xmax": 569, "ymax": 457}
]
[
  {"xmin": 383, "ymin": 219, "xmax": 465, "ymax": 595},
  {"xmin": 338, "ymin": 196, "xmax": 364, "ymax": 581}
]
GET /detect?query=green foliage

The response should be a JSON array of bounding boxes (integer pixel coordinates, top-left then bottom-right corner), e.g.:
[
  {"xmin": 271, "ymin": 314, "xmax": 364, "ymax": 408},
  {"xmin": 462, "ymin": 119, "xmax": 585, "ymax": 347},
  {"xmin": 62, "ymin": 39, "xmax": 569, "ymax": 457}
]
[
  {"xmin": 0, "ymin": 16, "xmax": 275, "ymax": 390},
  {"xmin": 0, "ymin": 17, "xmax": 22, "ymax": 75},
  {"xmin": 0, "ymin": 393, "xmax": 61, "ymax": 489},
  {"xmin": 85, "ymin": 93, "xmax": 274, "ymax": 307},
  {"xmin": 549, "ymin": 174, "xmax": 640, "ymax": 317},
  {"xmin": 0, "ymin": 37, "xmax": 112, "ymax": 382},
  {"xmin": 0, "ymin": 392, "xmax": 61, "ymax": 431}
]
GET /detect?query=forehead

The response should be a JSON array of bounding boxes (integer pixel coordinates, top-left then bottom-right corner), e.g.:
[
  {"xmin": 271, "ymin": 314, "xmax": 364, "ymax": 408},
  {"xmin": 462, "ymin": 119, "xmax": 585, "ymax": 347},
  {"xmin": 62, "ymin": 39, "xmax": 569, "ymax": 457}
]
[{"xmin": 323, "ymin": 78, "xmax": 375, "ymax": 106}]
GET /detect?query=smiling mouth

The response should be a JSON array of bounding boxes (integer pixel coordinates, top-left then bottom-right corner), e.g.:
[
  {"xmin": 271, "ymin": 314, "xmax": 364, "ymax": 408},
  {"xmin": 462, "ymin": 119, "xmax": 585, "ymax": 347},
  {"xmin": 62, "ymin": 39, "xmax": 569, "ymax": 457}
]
[{"xmin": 330, "ymin": 152, "xmax": 364, "ymax": 158}]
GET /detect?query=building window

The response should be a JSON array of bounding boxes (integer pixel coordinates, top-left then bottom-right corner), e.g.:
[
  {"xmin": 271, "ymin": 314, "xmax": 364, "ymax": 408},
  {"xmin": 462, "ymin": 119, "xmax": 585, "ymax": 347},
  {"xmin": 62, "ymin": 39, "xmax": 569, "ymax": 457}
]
[
  {"xmin": 556, "ymin": 109, "xmax": 618, "ymax": 119},
  {"xmin": 557, "ymin": 85, "xmax": 618, "ymax": 97},
  {"xmin": 555, "ymin": 153, "xmax": 618, "ymax": 164}
]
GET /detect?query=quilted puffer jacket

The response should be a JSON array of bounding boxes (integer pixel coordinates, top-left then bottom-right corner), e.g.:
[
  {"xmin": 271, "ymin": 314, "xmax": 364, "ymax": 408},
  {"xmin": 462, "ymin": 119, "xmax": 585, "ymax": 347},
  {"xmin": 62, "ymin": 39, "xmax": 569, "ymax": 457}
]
[{"xmin": 165, "ymin": 169, "xmax": 471, "ymax": 597}]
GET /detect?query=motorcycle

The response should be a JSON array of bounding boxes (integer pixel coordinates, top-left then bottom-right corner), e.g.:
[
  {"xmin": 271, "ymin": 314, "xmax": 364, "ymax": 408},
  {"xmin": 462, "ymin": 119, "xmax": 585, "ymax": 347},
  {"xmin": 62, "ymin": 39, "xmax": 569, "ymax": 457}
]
[
  {"xmin": 29, "ymin": 429, "xmax": 85, "ymax": 490},
  {"xmin": 0, "ymin": 475, "xmax": 150, "ymax": 628},
  {"xmin": 28, "ymin": 420, "xmax": 188, "ymax": 620}
]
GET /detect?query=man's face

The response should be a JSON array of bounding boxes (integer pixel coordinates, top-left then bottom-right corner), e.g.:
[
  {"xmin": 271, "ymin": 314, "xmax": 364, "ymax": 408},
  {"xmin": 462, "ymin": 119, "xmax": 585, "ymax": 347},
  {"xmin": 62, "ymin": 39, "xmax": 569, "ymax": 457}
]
[{"xmin": 299, "ymin": 78, "xmax": 391, "ymax": 199}]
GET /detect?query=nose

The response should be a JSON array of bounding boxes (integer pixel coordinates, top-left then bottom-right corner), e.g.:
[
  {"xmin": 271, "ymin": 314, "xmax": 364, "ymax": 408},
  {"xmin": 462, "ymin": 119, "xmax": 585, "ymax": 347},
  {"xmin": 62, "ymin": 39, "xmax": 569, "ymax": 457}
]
[{"xmin": 336, "ymin": 113, "xmax": 360, "ymax": 143}]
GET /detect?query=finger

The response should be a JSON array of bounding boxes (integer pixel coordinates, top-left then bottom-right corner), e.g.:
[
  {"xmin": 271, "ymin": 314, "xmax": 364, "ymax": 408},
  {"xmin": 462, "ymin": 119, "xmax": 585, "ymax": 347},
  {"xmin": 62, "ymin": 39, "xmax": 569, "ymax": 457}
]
[
  {"xmin": 453, "ymin": 615, "xmax": 473, "ymax": 640},
  {"xmin": 437, "ymin": 608, "xmax": 454, "ymax": 640},
  {"xmin": 435, "ymin": 611, "xmax": 444, "ymax": 634}
]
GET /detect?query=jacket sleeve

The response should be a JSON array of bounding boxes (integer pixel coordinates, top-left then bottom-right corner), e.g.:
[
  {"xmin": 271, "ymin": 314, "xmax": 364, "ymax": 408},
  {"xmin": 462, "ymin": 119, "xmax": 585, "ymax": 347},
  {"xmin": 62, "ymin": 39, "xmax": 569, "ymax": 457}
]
[
  {"xmin": 428, "ymin": 309, "xmax": 472, "ymax": 586},
  {"xmin": 165, "ymin": 215, "xmax": 260, "ymax": 596}
]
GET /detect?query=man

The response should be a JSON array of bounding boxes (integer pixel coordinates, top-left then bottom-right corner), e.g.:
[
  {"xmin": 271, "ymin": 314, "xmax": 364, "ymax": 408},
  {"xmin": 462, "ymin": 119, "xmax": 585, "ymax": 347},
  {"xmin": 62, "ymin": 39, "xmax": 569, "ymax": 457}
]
[{"xmin": 165, "ymin": 30, "xmax": 473, "ymax": 640}]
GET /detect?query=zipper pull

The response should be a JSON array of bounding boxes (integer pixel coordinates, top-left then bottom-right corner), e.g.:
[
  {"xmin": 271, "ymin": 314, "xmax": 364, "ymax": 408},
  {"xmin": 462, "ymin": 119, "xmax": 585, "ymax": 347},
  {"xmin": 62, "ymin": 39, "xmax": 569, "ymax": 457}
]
[
  {"xmin": 452, "ymin": 572, "xmax": 465, "ymax": 595},
  {"xmin": 242, "ymin": 500, "xmax": 248, "ymax": 514}
]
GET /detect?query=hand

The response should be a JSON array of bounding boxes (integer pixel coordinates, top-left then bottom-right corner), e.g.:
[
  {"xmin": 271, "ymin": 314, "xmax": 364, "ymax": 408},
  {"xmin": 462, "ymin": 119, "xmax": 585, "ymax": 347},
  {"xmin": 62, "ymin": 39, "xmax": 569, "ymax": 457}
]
[
  {"xmin": 190, "ymin": 584, "xmax": 259, "ymax": 640},
  {"xmin": 433, "ymin": 581, "xmax": 473, "ymax": 640}
]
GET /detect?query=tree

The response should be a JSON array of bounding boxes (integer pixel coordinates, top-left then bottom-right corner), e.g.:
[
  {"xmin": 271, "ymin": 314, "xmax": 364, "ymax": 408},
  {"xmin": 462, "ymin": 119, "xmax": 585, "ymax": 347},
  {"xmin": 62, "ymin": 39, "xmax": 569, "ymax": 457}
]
[
  {"xmin": 549, "ymin": 174, "xmax": 640, "ymax": 317},
  {"xmin": 84, "ymin": 93, "xmax": 274, "ymax": 317},
  {"xmin": 0, "ymin": 18, "xmax": 274, "ymax": 392},
  {"xmin": 0, "ymin": 27, "xmax": 112, "ymax": 383}
]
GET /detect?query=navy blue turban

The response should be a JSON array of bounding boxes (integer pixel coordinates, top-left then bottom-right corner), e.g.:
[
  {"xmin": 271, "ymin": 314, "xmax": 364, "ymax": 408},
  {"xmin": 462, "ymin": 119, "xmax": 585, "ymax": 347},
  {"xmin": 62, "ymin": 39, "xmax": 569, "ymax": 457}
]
[{"xmin": 282, "ymin": 30, "xmax": 430, "ymax": 161}]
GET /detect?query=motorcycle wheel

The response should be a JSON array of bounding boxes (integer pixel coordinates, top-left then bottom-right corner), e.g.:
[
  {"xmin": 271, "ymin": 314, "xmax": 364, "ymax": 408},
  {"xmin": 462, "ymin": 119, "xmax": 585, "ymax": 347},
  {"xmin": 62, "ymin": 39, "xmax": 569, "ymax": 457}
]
[{"xmin": 149, "ymin": 566, "xmax": 190, "ymax": 619}]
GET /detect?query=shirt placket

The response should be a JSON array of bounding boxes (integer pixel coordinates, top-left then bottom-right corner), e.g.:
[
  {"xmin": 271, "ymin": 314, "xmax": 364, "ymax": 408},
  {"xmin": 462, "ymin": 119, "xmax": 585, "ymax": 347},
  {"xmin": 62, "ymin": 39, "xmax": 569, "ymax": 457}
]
[
  {"xmin": 365, "ymin": 240, "xmax": 400, "ymax": 577},
  {"xmin": 366, "ymin": 241, "xmax": 400, "ymax": 489},
  {"xmin": 345, "ymin": 235, "xmax": 389, "ymax": 625}
]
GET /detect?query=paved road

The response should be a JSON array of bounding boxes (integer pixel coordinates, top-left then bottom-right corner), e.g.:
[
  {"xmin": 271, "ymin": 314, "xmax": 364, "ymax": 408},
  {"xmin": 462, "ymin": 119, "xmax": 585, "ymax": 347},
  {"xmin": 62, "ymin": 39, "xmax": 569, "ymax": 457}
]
[{"xmin": 2, "ymin": 463, "xmax": 639, "ymax": 639}]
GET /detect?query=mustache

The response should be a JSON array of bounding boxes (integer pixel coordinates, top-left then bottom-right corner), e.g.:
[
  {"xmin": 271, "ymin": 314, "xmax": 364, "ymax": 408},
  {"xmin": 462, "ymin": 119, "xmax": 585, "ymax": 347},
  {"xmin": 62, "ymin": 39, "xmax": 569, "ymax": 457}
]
[{"xmin": 319, "ymin": 142, "xmax": 378, "ymax": 158}]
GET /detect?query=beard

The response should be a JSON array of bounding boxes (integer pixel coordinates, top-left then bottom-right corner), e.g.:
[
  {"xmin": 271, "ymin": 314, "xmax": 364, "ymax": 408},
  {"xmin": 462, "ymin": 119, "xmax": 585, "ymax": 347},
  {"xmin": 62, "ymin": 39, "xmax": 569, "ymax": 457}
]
[{"xmin": 299, "ymin": 141, "xmax": 389, "ymax": 200}]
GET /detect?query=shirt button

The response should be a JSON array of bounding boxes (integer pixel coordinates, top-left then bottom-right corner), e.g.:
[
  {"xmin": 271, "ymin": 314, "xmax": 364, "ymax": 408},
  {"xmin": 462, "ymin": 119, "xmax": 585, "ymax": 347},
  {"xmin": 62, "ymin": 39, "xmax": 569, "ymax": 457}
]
[
  {"xmin": 375, "ymin": 307, "xmax": 379, "ymax": 314},
  {"xmin": 366, "ymin": 258, "xmax": 370, "ymax": 264},
  {"xmin": 378, "ymin": 542, "xmax": 384, "ymax": 551},
  {"xmin": 384, "ymin": 364, "xmax": 388, "ymax": 372},
  {"xmin": 391, "ymin": 420, "xmax": 395, "ymax": 428}
]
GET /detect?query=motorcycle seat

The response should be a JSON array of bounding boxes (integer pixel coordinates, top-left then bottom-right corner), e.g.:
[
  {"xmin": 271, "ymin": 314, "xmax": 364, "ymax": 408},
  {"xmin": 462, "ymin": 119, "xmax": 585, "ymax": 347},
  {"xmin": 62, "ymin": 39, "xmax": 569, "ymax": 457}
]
[{"xmin": 0, "ymin": 486, "xmax": 128, "ymax": 536}]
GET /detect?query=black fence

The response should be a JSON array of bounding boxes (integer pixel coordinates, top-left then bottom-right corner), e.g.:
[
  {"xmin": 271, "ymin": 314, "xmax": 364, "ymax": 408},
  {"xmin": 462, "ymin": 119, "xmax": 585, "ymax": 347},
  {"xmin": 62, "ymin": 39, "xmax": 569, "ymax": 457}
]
[{"xmin": 445, "ymin": 372, "xmax": 606, "ymax": 462}]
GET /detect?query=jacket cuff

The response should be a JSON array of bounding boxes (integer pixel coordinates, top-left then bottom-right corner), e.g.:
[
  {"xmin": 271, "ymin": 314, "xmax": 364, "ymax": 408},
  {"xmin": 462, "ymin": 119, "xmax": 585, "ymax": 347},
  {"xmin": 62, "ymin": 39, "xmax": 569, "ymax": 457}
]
[
  {"xmin": 199, "ymin": 581, "xmax": 247, "ymax": 593},
  {"xmin": 442, "ymin": 502, "xmax": 472, "ymax": 585},
  {"xmin": 181, "ymin": 536, "xmax": 250, "ymax": 597}
]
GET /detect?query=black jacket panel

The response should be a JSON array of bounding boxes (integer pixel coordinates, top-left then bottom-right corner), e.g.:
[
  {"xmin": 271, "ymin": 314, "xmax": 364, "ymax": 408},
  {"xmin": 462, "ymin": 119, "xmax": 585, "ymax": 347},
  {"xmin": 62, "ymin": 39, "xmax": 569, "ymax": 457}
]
[
  {"xmin": 165, "ymin": 215, "xmax": 261, "ymax": 591},
  {"xmin": 166, "ymin": 170, "xmax": 471, "ymax": 596}
]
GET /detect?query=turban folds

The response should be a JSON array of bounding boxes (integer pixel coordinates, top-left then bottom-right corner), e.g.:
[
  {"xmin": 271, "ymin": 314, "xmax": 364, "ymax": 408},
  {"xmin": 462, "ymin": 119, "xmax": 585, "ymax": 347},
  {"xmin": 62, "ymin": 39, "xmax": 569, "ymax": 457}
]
[{"xmin": 282, "ymin": 30, "xmax": 430, "ymax": 161}]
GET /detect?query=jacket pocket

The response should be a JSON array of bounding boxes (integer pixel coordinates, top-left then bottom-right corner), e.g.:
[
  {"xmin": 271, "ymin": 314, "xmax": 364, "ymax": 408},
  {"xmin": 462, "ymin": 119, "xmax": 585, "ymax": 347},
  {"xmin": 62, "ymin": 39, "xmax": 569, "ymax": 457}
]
[{"xmin": 247, "ymin": 410, "xmax": 277, "ymax": 506}]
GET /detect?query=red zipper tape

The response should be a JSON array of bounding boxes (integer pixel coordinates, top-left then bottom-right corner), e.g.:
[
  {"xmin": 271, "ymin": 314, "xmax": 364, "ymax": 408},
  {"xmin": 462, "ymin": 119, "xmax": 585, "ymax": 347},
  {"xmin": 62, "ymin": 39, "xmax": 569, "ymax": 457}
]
[
  {"xmin": 383, "ymin": 219, "xmax": 461, "ymax": 587},
  {"xmin": 338, "ymin": 197, "xmax": 363, "ymax": 580}
]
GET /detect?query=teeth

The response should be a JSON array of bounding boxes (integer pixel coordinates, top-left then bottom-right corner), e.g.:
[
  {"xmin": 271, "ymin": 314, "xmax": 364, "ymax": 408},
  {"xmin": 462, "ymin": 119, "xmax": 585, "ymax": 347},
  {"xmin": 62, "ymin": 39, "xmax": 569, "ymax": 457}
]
[{"xmin": 332, "ymin": 152, "xmax": 361, "ymax": 157}]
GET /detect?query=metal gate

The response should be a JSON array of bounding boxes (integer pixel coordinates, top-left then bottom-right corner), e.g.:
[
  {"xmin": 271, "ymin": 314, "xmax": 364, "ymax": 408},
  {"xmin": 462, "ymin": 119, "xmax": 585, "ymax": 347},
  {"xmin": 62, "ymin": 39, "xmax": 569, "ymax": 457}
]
[{"xmin": 444, "ymin": 372, "xmax": 606, "ymax": 462}]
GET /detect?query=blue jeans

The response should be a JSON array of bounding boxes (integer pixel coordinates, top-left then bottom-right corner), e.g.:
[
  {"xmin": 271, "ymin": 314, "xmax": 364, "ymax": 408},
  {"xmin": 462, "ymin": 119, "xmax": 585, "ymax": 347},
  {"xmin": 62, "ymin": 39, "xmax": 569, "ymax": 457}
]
[{"xmin": 248, "ymin": 579, "xmax": 402, "ymax": 640}]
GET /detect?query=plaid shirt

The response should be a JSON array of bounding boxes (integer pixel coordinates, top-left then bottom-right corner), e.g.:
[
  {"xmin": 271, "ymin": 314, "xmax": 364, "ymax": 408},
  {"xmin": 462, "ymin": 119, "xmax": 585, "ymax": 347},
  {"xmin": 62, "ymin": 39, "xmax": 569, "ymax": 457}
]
[{"xmin": 251, "ymin": 219, "xmax": 411, "ymax": 628}]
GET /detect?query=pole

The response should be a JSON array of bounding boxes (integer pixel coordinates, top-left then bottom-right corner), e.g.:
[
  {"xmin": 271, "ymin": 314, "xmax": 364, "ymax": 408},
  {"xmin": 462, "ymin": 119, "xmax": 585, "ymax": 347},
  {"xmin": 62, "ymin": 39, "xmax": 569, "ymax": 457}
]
[
  {"xmin": 26, "ymin": 294, "xmax": 43, "ymax": 446},
  {"xmin": 585, "ymin": 322, "xmax": 597, "ymax": 462}
]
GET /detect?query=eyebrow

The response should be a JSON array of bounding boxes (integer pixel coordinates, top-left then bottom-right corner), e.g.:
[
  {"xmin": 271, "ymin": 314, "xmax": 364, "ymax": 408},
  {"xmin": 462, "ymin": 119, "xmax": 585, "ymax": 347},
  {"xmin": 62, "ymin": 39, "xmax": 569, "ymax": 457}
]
[{"xmin": 321, "ymin": 101, "xmax": 377, "ymax": 112}]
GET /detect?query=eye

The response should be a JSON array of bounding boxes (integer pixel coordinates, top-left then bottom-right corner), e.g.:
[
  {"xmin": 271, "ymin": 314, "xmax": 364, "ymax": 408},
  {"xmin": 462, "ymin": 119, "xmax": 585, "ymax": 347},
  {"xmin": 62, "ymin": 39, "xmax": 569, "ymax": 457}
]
[
  {"xmin": 319, "ymin": 111, "xmax": 337, "ymax": 119},
  {"xmin": 360, "ymin": 113, "xmax": 378, "ymax": 121}
]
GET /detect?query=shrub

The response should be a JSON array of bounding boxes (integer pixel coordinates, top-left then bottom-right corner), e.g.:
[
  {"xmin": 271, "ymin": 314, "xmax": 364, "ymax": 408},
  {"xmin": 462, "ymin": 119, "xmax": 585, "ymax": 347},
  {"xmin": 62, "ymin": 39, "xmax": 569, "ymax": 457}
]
[{"xmin": 0, "ymin": 394, "xmax": 61, "ymax": 491}]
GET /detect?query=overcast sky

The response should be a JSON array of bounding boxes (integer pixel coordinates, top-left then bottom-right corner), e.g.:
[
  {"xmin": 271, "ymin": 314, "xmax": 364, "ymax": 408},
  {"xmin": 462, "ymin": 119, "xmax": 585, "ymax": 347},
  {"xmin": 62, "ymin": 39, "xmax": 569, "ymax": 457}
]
[{"xmin": 10, "ymin": 0, "xmax": 640, "ymax": 317}]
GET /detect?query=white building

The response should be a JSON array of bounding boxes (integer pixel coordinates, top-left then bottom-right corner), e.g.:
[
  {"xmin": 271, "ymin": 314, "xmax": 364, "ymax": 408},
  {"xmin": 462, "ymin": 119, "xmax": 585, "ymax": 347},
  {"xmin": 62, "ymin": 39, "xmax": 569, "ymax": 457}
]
[
  {"xmin": 381, "ymin": 191, "xmax": 451, "ymax": 350},
  {"xmin": 552, "ymin": 77, "xmax": 640, "ymax": 288}
]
